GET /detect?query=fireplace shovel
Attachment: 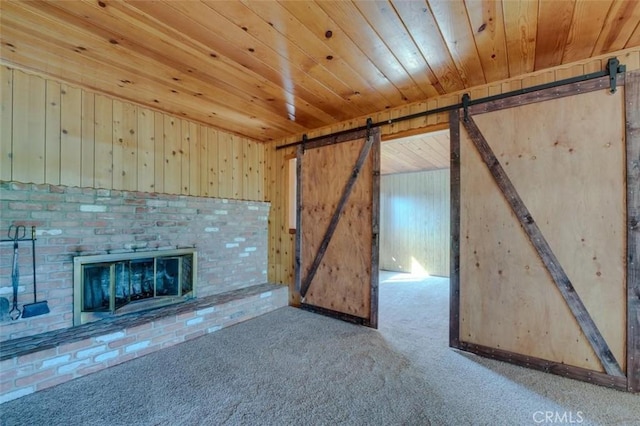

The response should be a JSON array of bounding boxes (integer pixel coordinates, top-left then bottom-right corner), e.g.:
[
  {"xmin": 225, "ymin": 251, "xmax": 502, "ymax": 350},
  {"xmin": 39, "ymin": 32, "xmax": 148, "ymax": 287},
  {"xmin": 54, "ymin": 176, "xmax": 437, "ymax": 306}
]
[{"xmin": 21, "ymin": 226, "xmax": 49, "ymax": 318}]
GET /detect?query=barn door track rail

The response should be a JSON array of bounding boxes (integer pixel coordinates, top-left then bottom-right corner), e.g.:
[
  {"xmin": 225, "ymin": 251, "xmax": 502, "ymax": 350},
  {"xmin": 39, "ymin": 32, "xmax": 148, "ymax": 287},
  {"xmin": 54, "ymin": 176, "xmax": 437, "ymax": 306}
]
[
  {"xmin": 277, "ymin": 58, "xmax": 625, "ymax": 151},
  {"xmin": 461, "ymin": 114, "xmax": 624, "ymax": 378}
]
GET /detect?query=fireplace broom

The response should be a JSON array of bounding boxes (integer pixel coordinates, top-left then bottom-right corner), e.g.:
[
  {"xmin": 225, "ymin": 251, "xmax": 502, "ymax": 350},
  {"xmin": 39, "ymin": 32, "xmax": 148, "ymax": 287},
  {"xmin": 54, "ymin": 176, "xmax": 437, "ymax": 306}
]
[{"xmin": 21, "ymin": 226, "xmax": 49, "ymax": 318}]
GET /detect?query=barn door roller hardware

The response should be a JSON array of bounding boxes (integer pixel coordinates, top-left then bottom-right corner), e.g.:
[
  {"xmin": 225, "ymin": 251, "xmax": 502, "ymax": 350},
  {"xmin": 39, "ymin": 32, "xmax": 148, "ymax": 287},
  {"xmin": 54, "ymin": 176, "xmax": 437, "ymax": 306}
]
[
  {"xmin": 277, "ymin": 57, "xmax": 625, "ymax": 151},
  {"xmin": 607, "ymin": 57, "xmax": 626, "ymax": 93},
  {"xmin": 462, "ymin": 93, "xmax": 470, "ymax": 122}
]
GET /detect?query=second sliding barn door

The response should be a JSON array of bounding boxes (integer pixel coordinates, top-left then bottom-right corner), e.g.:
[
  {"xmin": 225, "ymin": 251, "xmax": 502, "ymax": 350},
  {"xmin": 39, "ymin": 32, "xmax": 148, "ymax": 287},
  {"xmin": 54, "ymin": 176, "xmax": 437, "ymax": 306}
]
[{"xmin": 449, "ymin": 71, "xmax": 640, "ymax": 391}]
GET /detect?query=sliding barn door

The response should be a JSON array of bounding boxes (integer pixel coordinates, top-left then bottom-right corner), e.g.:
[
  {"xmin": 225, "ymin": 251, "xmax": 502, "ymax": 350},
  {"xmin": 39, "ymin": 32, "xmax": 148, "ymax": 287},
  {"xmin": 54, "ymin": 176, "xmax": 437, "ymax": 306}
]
[
  {"xmin": 295, "ymin": 127, "xmax": 380, "ymax": 328},
  {"xmin": 450, "ymin": 71, "xmax": 640, "ymax": 392}
]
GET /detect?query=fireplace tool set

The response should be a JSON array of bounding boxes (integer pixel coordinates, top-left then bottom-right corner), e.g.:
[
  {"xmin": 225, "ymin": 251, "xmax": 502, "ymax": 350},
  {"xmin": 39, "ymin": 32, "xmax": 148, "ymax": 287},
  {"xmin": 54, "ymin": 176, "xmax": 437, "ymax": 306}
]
[{"xmin": 1, "ymin": 225, "xmax": 49, "ymax": 320}]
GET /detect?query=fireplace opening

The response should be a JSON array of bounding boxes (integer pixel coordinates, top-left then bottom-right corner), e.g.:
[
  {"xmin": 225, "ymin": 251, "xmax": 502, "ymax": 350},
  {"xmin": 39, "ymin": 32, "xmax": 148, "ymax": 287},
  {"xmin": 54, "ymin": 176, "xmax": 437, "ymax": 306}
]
[{"xmin": 74, "ymin": 249, "xmax": 196, "ymax": 325}]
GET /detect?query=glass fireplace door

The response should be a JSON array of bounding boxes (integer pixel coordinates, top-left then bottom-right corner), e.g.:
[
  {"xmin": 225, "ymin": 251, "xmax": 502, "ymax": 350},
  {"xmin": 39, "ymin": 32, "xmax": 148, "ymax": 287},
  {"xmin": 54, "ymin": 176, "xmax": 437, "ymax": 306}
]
[{"xmin": 74, "ymin": 249, "xmax": 196, "ymax": 325}]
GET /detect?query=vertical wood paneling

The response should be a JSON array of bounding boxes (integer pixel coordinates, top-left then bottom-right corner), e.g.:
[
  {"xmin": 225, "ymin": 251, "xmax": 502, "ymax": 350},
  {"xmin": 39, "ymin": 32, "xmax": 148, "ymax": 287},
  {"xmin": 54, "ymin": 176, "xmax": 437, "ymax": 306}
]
[
  {"xmin": 13, "ymin": 71, "xmax": 45, "ymax": 184},
  {"xmin": 122, "ymin": 102, "xmax": 138, "ymax": 192},
  {"xmin": 426, "ymin": 99, "xmax": 438, "ymax": 126},
  {"xmin": 256, "ymin": 142, "xmax": 264, "ymax": 201},
  {"xmin": 253, "ymin": 141, "xmax": 263, "ymax": 201},
  {"xmin": 189, "ymin": 122, "xmax": 200, "ymax": 196},
  {"xmin": 0, "ymin": 67, "xmax": 12, "ymax": 181},
  {"xmin": 270, "ymin": 144, "xmax": 283, "ymax": 283},
  {"xmin": 284, "ymin": 147, "xmax": 295, "ymax": 285},
  {"xmin": 153, "ymin": 111, "xmax": 164, "ymax": 193},
  {"xmin": 232, "ymin": 135, "xmax": 243, "ymax": 199},
  {"xmin": 81, "ymin": 91, "xmax": 95, "ymax": 188},
  {"xmin": 163, "ymin": 116, "xmax": 181, "ymax": 194},
  {"xmin": 276, "ymin": 149, "xmax": 287, "ymax": 285},
  {"xmin": 60, "ymin": 84, "xmax": 82, "ymax": 187},
  {"xmin": 45, "ymin": 80, "xmax": 61, "ymax": 184},
  {"xmin": 217, "ymin": 132, "xmax": 232, "ymax": 198},
  {"xmin": 521, "ymin": 70, "xmax": 555, "ymax": 88},
  {"xmin": 112, "ymin": 100, "xmax": 125, "ymax": 190},
  {"xmin": 199, "ymin": 125, "xmax": 209, "ymax": 196},
  {"xmin": 180, "ymin": 119, "xmax": 190, "ymax": 195},
  {"xmin": 501, "ymin": 78, "xmax": 523, "ymax": 92},
  {"xmin": 94, "ymin": 94, "xmax": 113, "ymax": 189},
  {"xmin": 2, "ymin": 66, "xmax": 263, "ymax": 201},
  {"xmin": 112, "ymin": 100, "xmax": 137, "ymax": 191},
  {"xmin": 137, "ymin": 107, "xmax": 155, "ymax": 192},
  {"xmin": 265, "ymin": 143, "xmax": 278, "ymax": 281},
  {"xmin": 207, "ymin": 128, "xmax": 219, "ymax": 198},
  {"xmin": 625, "ymin": 50, "xmax": 640, "ymax": 72},
  {"xmin": 243, "ymin": 139, "xmax": 252, "ymax": 200},
  {"xmin": 379, "ymin": 169, "xmax": 450, "ymax": 277},
  {"xmin": 554, "ymin": 64, "xmax": 585, "ymax": 80},
  {"xmin": 247, "ymin": 138, "xmax": 260, "ymax": 201}
]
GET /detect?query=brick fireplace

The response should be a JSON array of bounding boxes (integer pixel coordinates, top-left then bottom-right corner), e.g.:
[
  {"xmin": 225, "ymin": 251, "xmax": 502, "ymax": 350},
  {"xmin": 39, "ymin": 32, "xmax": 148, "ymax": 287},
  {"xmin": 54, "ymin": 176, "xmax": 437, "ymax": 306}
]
[
  {"xmin": 0, "ymin": 181, "xmax": 270, "ymax": 341},
  {"xmin": 0, "ymin": 181, "xmax": 287, "ymax": 402}
]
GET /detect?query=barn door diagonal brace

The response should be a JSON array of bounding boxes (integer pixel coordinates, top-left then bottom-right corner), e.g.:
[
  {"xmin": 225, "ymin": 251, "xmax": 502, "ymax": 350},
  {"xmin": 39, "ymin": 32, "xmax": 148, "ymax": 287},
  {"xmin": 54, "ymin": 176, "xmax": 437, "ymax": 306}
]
[
  {"xmin": 462, "ymin": 114, "xmax": 624, "ymax": 378},
  {"xmin": 300, "ymin": 119, "xmax": 374, "ymax": 299}
]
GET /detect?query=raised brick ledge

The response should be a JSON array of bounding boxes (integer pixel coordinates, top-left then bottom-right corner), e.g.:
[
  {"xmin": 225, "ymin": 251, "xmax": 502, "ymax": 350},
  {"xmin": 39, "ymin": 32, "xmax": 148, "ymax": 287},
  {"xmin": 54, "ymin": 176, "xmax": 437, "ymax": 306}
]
[
  {"xmin": 0, "ymin": 283, "xmax": 285, "ymax": 361},
  {"xmin": 1, "ymin": 283, "xmax": 288, "ymax": 403}
]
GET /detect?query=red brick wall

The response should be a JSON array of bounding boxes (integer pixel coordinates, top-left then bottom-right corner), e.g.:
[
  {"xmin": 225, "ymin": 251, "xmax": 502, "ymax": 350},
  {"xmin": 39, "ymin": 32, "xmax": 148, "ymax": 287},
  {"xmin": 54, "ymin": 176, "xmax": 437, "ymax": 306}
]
[{"xmin": 0, "ymin": 181, "xmax": 270, "ymax": 341}]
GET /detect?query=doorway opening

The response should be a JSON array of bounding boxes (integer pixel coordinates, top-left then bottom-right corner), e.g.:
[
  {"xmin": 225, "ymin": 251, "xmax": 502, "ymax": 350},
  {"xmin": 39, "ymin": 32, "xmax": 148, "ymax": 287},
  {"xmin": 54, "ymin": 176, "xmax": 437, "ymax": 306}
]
[{"xmin": 379, "ymin": 128, "xmax": 451, "ymax": 285}]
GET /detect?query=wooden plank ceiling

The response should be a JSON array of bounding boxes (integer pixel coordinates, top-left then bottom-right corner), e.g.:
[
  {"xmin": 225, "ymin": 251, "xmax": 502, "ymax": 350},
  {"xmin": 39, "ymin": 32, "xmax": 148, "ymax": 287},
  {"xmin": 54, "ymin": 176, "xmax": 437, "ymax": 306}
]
[
  {"xmin": 381, "ymin": 130, "xmax": 450, "ymax": 175},
  {"xmin": 1, "ymin": 0, "xmax": 639, "ymax": 143}
]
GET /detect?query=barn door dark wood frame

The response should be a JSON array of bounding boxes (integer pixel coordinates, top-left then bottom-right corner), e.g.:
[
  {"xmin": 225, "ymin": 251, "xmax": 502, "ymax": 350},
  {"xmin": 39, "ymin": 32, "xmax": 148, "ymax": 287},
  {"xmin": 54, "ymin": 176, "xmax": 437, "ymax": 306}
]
[
  {"xmin": 294, "ymin": 125, "xmax": 381, "ymax": 328},
  {"xmin": 449, "ymin": 71, "xmax": 640, "ymax": 392}
]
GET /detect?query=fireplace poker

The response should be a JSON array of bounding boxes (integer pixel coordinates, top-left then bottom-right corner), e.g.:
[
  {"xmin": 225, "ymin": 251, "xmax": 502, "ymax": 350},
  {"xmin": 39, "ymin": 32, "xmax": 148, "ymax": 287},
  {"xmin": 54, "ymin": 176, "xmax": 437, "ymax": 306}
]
[
  {"xmin": 22, "ymin": 226, "xmax": 50, "ymax": 318},
  {"xmin": 8, "ymin": 225, "xmax": 25, "ymax": 321}
]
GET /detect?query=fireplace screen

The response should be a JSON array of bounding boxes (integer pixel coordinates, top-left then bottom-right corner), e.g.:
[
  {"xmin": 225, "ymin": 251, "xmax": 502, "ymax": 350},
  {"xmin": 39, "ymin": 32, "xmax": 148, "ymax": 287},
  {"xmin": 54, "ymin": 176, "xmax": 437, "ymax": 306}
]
[{"xmin": 74, "ymin": 249, "xmax": 196, "ymax": 325}]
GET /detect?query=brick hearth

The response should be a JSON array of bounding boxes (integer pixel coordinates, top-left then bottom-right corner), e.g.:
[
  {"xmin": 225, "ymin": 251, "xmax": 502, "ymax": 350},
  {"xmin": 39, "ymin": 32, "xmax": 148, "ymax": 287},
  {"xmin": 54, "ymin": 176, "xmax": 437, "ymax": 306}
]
[{"xmin": 0, "ymin": 283, "xmax": 288, "ymax": 403}]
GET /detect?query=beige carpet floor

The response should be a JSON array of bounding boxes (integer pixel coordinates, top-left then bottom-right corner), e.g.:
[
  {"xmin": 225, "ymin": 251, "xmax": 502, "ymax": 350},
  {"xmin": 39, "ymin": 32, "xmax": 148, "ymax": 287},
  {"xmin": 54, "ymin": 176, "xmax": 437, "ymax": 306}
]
[{"xmin": 0, "ymin": 272, "xmax": 638, "ymax": 425}]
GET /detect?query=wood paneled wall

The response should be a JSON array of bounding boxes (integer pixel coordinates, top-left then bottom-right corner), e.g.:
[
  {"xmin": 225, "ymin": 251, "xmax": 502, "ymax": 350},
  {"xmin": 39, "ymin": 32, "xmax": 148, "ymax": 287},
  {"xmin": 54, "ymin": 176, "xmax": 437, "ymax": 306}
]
[
  {"xmin": 266, "ymin": 47, "xmax": 640, "ymax": 286},
  {"xmin": 380, "ymin": 169, "xmax": 450, "ymax": 277},
  {"xmin": 264, "ymin": 142, "xmax": 296, "ymax": 293},
  {"xmin": 0, "ymin": 67, "xmax": 264, "ymax": 201}
]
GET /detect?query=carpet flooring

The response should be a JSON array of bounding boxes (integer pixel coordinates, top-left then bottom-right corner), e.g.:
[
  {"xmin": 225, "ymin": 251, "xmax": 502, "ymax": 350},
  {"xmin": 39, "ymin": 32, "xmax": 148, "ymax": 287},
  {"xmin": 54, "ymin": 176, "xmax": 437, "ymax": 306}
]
[{"xmin": 1, "ymin": 272, "xmax": 638, "ymax": 425}]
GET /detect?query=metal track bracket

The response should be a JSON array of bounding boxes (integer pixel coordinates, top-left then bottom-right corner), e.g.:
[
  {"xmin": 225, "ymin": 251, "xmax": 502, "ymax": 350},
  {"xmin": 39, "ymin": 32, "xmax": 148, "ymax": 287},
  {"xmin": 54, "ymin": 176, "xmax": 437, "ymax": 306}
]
[
  {"xmin": 462, "ymin": 93, "xmax": 470, "ymax": 122},
  {"xmin": 607, "ymin": 57, "xmax": 626, "ymax": 93}
]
